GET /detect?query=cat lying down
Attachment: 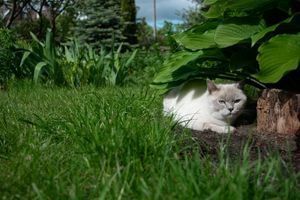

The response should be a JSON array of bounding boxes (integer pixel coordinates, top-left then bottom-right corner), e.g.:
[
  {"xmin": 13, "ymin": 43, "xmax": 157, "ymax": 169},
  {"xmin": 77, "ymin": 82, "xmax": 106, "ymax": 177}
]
[{"xmin": 163, "ymin": 80, "xmax": 247, "ymax": 134}]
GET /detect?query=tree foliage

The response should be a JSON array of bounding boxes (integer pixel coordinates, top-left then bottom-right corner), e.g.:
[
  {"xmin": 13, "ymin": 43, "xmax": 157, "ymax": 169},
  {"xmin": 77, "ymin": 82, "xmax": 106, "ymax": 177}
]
[
  {"xmin": 152, "ymin": 0, "xmax": 300, "ymax": 92},
  {"xmin": 1, "ymin": 0, "xmax": 138, "ymax": 48},
  {"xmin": 121, "ymin": 0, "xmax": 137, "ymax": 45},
  {"xmin": 73, "ymin": 0, "xmax": 124, "ymax": 49},
  {"xmin": 136, "ymin": 17, "xmax": 154, "ymax": 49},
  {"xmin": 180, "ymin": 0, "xmax": 204, "ymax": 28},
  {"xmin": 1, "ymin": 0, "xmax": 31, "ymax": 28},
  {"xmin": 0, "ymin": 0, "xmax": 75, "ymax": 40},
  {"xmin": 29, "ymin": 0, "xmax": 74, "ymax": 38}
]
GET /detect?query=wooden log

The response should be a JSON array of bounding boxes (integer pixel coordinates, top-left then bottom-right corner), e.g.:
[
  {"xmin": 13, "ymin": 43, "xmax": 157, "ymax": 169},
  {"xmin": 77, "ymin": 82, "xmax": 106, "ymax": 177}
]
[{"xmin": 257, "ymin": 89, "xmax": 300, "ymax": 135}]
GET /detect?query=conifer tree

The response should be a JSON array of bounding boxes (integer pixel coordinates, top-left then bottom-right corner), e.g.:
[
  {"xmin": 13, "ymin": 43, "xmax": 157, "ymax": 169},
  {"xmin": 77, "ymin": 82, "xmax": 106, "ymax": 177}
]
[
  {"xmin": 120, "ymin": 0, "xmax": 137, "ymax": 45},
  {"xmin": 74, "ymin": 0, "xmax": 124, "ymax": 49}
]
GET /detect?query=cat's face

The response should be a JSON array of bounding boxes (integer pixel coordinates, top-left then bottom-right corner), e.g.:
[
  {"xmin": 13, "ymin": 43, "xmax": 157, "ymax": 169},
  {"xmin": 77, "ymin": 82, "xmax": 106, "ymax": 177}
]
[{"xmin": 207, "ymin": 81, "xmax": 247, "ymax": 121}]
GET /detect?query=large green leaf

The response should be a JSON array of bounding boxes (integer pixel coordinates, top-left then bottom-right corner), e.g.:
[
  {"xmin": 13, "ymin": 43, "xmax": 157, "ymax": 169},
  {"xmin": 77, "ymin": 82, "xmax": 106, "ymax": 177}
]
[
  {"xmin": 203, "ymin": 0, "xmax": 218, "ymax": 5},
  {"xmin": 254, "ymin": 34, "xmax": 300, "ymax": 83},
  {"xmin": 19, "ymin": 51, "xmax": 32, "ymax": 67},
  {"xmin": 173, "ymin": 20, "xmax": 220, "ymax": 50},
  {"xmin": 124, "ymin": 49, "xmax": 138, "ymax": 67},
  {"xmin": 251, "ymin": 15, "xmax": 295, "ymax": 46},
  {"xmin": 33, "ymin": 62, "xmax": 47, "ymax": 84},
  {"xmin": 30, "ymin": 32, "xmax": 44, "ymax": 47},
  {"xmin": 174, "ymin": 17, "xmax": 265, "ymax": 50},
  {"xmin": 202, "ymin": 1, "xmax": 227, "ymax": 18},
  {"xmin": 215, "ymin": 17, "xmax": 265, "ymax": 48},
  {"xmin": 153, "ymin": 50, "xmax": 203, "ymax": 84},
  {"xmin": 203, "ymin": 0, "xmax": 276, "ymax": 18},
  {"xmin": 152, "ymin": 49, "xmax": 226, "ymax": 85},
  {"xmin": 44, "ymin": 29, "xmax": 56, "ymax": 65},
  {"xmin": 228, "ymin": 0, "xmax": 275, "ymax": 11}
]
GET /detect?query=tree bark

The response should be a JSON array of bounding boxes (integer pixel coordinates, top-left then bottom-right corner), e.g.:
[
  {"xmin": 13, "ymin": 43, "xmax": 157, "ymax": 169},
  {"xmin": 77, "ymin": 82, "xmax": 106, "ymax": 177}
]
[
  {"xmin": 5, "ymin": 0, "xmax": 30, "ymax": 28},
  {"xmin": 257, "ymin": 89, "xmax": 300, "ymax": 135},
  {"xmin": 29, "ymin": 0, "xmax": 47, "ymax": 37}
]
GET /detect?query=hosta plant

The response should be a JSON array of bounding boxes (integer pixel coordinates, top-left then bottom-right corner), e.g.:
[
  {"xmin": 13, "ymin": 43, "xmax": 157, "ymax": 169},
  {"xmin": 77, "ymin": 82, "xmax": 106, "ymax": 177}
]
[{"xmin": 152, "ymin": 0, "xmax": 300, "ymax": 92}]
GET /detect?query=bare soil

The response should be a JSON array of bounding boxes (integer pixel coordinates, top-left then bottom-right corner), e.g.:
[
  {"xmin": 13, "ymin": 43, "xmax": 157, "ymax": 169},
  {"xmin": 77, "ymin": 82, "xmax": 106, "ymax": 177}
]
[
  {"xmin": 175, "ymin": 100, "xmax": 300, "ymax": 170},
  {"xmin": 189, "ymin": 125, "xmax": 300, "ymax": 171}
]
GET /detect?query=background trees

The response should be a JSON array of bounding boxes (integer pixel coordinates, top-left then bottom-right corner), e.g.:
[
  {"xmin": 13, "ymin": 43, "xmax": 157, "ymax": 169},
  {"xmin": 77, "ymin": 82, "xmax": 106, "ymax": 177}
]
[
  {"xmin": 0, "ymin": 0, "xmax": 75, "ymax": 40},
  {"xmin": 0, "ymin": 0, "xmax": 139, "ymax": 48},
  {"xmin": 1, "ymin": 0, "xmax": 31, "ymax": 28},
  {"xmin": 180, "ymin": 0, "xmax": 204, "ymax": 28},
  {"xmin": 121, "ymin": 0, "xmax": 137, "ymax": 45},
  {"xmin": 73, "ymin": 0, "xmax": 124, "ymax": 49},
  {"xmin": 0, "ymin": 0, "xmax": 143, "ymax": 87}
]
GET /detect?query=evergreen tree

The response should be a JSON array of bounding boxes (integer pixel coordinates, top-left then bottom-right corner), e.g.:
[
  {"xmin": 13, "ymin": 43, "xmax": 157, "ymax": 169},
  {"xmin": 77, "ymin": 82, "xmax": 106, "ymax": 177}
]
[
  {"xmin": 121, "ymin": 0, "xmax": 137, "ymax": 45},
  {"xmin": 74, "ymin": 0, "xmax": 124, "ymax": 49}
]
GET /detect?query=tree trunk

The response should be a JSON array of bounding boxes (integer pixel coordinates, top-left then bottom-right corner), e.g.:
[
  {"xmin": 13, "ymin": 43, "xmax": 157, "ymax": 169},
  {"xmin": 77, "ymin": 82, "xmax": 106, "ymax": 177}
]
[
  {"xmin": 5, "ymin": 0, "xmax": 30, "ymax": 28},
  {"xmin": 38, "ymin": 0, "xmax": 46, "ymax": 37},
  {"xmin": 5, "ymin": 0, "xmax": 17, "ymax": 28},
  {"xmin": 257, "ymin": 89, "xmax": 300, "ymax": 135}
]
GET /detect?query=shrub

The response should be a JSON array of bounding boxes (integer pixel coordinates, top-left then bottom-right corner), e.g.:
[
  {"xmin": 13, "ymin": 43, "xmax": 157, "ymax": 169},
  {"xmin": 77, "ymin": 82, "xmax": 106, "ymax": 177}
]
[
  {"xmin": 14, "ymin": 39, "xmax": 36, "ymax": 79},
  {"xmin": 0, "ymin": 28, "xmax": 16, "ymax": 87},
  {"xmin": 59, "ymin": 39, "xmax": 138, "ymax": 87},
  {"xmin": 19, "ymin": 29, "xmax": 64, "ymax": 85},
  {"xmin": 19, "ymin": 30, "xmax": 139, "ymax": 87},
  {"xmin": 127, "ymin": 49, "xmax": 167, "ymax": 86}
]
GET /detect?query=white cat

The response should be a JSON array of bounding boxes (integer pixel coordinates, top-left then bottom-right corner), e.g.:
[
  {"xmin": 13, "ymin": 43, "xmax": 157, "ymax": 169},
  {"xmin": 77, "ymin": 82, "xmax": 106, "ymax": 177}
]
[{"xmin": 163, "ymin": 80, "xmax": 247, "ymax": 133}]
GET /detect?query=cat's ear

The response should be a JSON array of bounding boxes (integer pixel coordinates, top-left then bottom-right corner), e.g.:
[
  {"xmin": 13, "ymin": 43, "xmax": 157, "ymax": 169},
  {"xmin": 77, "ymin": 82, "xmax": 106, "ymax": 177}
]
[
  {"xmin": 207, "ymin": 79, "xmax": 219, "ymax": 94},
  {"xmin": 235, "ymin": 80, "xmax": 245, "ymax": 89}
]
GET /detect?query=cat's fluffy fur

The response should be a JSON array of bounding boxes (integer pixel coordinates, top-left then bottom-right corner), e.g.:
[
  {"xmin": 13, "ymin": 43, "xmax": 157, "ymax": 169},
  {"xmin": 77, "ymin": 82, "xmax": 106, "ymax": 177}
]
[{"xmin": 163, "ymin": 80, "xmax": 247, "ymax": 133}]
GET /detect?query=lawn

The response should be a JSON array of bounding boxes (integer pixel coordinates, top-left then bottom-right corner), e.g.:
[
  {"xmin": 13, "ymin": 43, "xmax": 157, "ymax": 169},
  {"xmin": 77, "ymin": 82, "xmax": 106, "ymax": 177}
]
[{"xmin": 0, "ymin": 82, "xmax": 299, "ymax": 199}]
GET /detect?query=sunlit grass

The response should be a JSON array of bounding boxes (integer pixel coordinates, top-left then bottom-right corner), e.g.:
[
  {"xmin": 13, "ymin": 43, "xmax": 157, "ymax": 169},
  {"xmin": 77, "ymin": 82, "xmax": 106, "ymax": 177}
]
[{"xmin": 0, "ymin": 82, "xmax": 299, "ymax": 199}]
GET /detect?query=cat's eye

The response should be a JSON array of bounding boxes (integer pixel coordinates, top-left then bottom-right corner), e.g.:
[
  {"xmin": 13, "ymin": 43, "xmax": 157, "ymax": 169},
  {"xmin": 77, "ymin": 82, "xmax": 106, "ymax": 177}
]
[
  {"xmin": 234, "ymin": 99, "xmax": 241, "ymax": 103},
  {"xmin": 218, "ymin": 100, "xmax": 225, "ymax": 104}
]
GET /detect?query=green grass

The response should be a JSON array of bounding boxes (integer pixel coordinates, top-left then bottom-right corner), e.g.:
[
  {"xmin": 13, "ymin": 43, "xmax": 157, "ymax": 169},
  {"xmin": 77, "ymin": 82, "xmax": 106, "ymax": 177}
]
[{"xmin": 0, "ymin": 82, "xmax": 299, "ymax": 199}]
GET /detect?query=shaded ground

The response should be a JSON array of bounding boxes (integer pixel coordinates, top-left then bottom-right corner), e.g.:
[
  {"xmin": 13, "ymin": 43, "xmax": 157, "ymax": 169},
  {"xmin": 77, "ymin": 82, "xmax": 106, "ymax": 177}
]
[
  {"xmin": 189, "ymin": 125, "xmax": 300, "ymax": 171},
  {"xmin": 179, "ymin": 100, "xmax": 300, "ymax": 171}
]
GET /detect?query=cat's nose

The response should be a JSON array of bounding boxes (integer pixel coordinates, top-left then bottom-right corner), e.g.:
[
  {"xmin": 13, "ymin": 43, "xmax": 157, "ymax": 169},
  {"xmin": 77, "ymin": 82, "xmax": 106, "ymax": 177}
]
[{"xmin": 228, "ymin": 108, "xmax": 233, "ymax": 112}]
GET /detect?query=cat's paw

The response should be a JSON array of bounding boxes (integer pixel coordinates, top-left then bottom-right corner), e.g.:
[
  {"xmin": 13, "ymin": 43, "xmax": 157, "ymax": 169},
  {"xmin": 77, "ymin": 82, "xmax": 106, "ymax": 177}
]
[
  {"xmin": 227, "ymin": 126, "xmax": 237, "ymax": 134},
  {"xmin": 218, "ymin": 126, "xmax": 236, "ymax": 134}
]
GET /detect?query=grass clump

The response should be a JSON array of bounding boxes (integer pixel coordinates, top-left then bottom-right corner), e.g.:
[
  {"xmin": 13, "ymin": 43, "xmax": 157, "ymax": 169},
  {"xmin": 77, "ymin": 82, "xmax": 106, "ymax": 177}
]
[{"xmin": 0, "ymin": 83, "xmax": 299, "ymax": 199}]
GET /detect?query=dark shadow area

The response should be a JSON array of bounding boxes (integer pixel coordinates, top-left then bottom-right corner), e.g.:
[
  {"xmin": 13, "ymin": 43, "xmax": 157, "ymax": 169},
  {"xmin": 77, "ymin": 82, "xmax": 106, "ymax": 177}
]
[{"xmin": 176, "ymin": 123, "xmax": 300, "ymax": 171}]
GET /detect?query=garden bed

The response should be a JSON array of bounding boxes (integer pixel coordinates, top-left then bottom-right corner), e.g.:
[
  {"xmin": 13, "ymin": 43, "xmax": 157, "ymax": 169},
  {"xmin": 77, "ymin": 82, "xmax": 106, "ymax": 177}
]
[{"xmin": 190, "ymin": 125, "xmax": 300, "ymax": 171}]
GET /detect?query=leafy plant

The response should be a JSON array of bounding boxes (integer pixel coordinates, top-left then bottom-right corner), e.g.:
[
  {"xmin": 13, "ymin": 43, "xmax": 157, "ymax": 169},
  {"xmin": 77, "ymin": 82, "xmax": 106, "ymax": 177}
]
[
  {"xmin": 58, "ymin": 39, "xmax": 92, "ymax": 87},
  {"xmin": 19, "ymin": 29, "xmax": 138, "ymax": 87},
  {"xmin": 108, "ymin": 43, "xmax": 138, "ymax": 85},
  {"xmin": 59, "ymin": 39, "xmax": 138, "ymax": 87},
  {"xmin": 13, "ymin": 39, "xmax": 35, "ymax": 79},
  {"xmin": 121, "ymin": 49, "xmax": 166, "ymax": 86},
  {"xmin": 19, "ymin": 29, "xmax": 64, "ymax": 85},
  {"xmin": 152, "ymin": 0, "xmax": 300, "ymax": 91},
  {"xmin": 0, "ymin": 28, "xmax": 16, "ymax": 87}
]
